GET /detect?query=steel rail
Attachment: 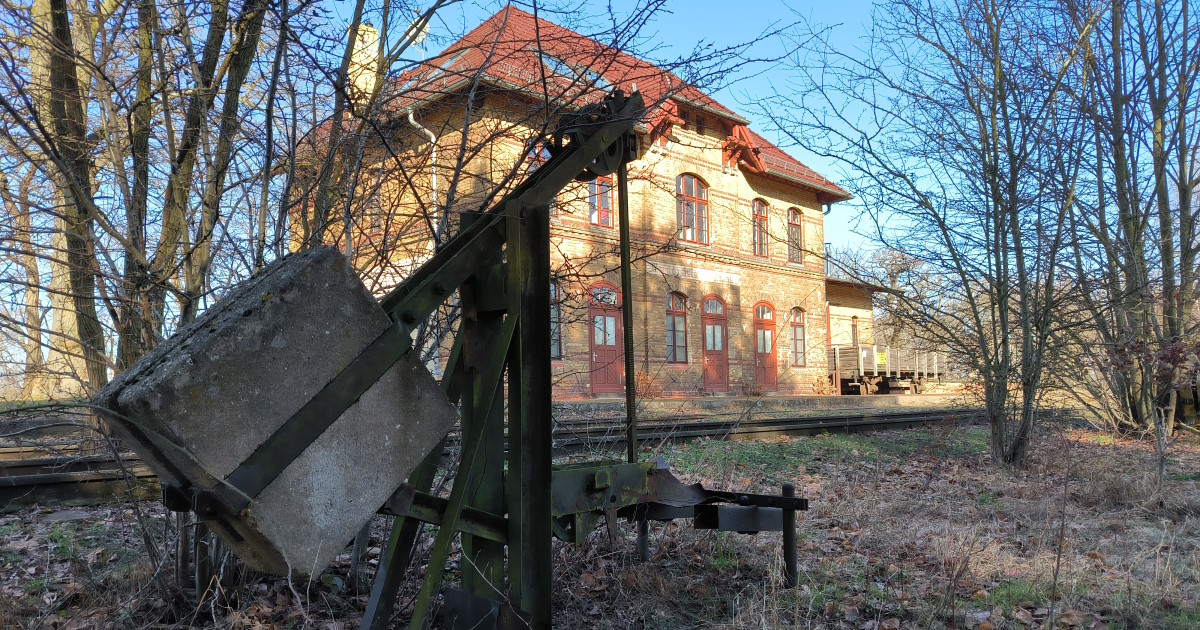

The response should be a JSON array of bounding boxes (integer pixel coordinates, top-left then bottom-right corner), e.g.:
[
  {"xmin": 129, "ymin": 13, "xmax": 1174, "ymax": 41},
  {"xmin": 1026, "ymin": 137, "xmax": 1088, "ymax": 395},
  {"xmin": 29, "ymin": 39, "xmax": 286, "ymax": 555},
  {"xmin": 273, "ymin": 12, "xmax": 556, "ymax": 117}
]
[
  {"xmin": 1, "ymin": 409, "xmax": 981, "ymax": 510},
  {"xmin": 1, "ymin": 458, "xmax": 157, "ymax": 509}
]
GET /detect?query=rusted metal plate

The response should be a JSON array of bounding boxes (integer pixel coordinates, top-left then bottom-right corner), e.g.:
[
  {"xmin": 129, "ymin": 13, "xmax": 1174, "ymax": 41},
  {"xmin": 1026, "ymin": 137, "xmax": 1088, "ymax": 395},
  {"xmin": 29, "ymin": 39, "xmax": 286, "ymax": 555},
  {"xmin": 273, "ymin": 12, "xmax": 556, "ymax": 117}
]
[{"xmin": 694, "ymin": 505, "xmax": 784, "ymax": 532}]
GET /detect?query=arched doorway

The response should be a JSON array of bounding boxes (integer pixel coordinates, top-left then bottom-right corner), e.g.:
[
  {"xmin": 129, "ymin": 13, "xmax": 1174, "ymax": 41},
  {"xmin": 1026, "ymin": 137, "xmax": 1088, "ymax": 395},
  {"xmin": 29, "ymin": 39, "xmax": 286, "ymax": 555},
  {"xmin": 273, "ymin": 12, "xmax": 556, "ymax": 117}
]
[
  {"xmin": 588, "ymin": 283, "xmax": 623, "ymax": 394},
  {"xmin": 701, "ymin": 296, "xmax": 729, "ymax": 393},
  {"xmin": 754, "ymin": 302, "xmax": 778, "ymax": 391}
]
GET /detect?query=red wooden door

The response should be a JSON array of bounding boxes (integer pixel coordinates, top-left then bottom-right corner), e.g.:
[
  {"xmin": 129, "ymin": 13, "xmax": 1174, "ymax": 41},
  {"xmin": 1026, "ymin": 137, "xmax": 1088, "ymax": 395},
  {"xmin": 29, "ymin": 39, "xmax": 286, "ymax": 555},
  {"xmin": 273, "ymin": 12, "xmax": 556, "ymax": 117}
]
[
  {"xmin": 589, "ymin": 285, "xmax": 624, "ymax": 394},
  {"xmin": 754, "ymin": 303, "xmax": 777, "ymax": 391},
  {"xmin": 701, "ymin": 297, "xmax": 729, "ymax": 392}
]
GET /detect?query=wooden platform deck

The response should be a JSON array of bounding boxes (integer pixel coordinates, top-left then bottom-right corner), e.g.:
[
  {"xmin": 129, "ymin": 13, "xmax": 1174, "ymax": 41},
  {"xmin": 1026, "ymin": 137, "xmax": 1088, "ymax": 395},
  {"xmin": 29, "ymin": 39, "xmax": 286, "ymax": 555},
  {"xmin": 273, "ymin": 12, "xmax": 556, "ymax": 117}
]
[{"xmin": 828, "ymin": 345, "xmax": 951, "ymax": 394}]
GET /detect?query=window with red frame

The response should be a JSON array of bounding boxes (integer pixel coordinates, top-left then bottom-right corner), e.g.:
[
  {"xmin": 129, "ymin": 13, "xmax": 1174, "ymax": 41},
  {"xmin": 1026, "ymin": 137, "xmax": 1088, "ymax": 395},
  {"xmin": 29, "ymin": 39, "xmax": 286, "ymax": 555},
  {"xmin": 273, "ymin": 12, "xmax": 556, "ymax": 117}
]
[
  {"xmin": 589, "ymin": 176, "xmax": 613, "ymax": 227},
  {"xmin": 676, "ymin": 174, "xmax": 709, "ymax": 244},
  {"xmin": 752, "ymin": 199, "xmax": 769, "ymax": 257},
  {"xmin": 666, "ymin": 292, "xmax": 687, "ymax": 363},
  {"xmin": 791, "ymin": 308, "xmax": 806, "ymax": 366},
  {"xmin": 787, "ymin": 208, "xmax": 804, "ymax": 263}
]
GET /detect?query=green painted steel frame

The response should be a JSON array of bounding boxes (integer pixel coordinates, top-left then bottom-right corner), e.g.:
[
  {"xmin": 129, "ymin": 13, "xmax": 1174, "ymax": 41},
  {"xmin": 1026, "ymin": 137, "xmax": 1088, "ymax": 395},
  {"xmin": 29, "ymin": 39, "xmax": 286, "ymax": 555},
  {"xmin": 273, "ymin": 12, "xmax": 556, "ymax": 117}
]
[
  {"xmin": 358, "ymin": 91, "xmax": 645, "ymax": 630},
  {"xmin": 146, "ymin": 87, "xmax": 811, "ymax": 628}
]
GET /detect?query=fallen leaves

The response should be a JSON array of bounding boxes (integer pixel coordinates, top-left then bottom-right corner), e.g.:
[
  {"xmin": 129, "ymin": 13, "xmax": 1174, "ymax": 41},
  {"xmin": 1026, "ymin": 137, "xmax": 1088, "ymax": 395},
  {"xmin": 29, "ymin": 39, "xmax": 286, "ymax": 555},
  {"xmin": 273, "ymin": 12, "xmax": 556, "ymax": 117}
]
[
  {"xmin": 2, "ymin": 425, "xmax": 1197, "ymax": 629},
  {"xmin": 579, "ymin": 571, "xmax": 607, "ymax": 591}
]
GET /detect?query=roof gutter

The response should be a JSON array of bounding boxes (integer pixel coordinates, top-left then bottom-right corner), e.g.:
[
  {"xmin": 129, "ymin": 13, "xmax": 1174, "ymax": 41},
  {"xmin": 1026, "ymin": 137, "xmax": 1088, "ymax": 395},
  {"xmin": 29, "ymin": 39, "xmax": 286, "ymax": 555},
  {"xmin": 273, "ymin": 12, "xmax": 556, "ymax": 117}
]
[
  {"xmin": 748, "ymin": 167, "xmax": 853, "ymax": 204},
  {"xmin": 669, "ymin": 94, "xmax": 750, "ymax": 125}
]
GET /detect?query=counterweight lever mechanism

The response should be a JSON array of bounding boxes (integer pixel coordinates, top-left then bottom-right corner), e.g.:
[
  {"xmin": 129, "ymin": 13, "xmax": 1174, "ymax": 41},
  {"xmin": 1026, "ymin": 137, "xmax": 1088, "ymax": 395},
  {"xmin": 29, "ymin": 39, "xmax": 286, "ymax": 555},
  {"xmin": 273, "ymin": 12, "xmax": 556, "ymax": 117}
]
[
  {"xmin": 95, "ymin": 88, "xmax": 807, "ymax": 630},
  {"xmin": 550, "ymin": 94, "xmax": 638, "ymax": 180}
]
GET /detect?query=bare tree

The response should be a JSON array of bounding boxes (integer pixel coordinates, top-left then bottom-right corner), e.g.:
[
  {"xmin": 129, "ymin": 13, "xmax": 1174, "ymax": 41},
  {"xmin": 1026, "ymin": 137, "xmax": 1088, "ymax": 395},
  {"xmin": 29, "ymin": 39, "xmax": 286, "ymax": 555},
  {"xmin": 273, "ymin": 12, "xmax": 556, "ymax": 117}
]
[
  {"xmin": 1060, "ymin": 0, "xmax": 1199, "ymax": 441},
  {"xmin": 0, "ymin": 0, "xmax": 458, "ymax": 399},
  {"xmin": 755, "ymin": 0, "xmax": 1101, "ymax": 466}
]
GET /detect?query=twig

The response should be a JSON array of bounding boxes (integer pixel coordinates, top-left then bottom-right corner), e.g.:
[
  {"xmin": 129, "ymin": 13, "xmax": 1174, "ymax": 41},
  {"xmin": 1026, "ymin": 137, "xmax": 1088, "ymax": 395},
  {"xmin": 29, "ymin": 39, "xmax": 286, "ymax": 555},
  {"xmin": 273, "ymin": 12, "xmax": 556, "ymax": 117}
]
[{"xmin": 1047, "ymin": 434, "xmax": 1073, "ymax": 627}]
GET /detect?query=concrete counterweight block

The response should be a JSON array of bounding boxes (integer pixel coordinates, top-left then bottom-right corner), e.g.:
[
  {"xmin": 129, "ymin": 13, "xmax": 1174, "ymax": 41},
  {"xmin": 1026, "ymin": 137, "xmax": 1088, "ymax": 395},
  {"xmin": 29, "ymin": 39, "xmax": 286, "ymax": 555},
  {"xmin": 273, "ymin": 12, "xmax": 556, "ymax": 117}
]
[{"xmin": 94, "ymin": 246, "xmax": 459, "ymax": 576}]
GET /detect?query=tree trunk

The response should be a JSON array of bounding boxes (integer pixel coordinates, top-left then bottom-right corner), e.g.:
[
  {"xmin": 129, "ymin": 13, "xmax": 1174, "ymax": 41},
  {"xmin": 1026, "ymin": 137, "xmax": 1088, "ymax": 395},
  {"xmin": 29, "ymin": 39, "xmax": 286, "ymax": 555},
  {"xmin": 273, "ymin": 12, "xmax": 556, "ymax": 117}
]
[
  {"xmin": 32, "ymin": 0, "xmax": 108, "ymax": 393},
  {"xmin": 115, "ymin": 0, "xmax": 154, "ymax": 371},
  {"xmin": 1, "ymin": 172, "xmax": 48, "ymax": 399},
  {"xmin": 179, "ymin": 0, "xmax": 269, "ymax": 323}
]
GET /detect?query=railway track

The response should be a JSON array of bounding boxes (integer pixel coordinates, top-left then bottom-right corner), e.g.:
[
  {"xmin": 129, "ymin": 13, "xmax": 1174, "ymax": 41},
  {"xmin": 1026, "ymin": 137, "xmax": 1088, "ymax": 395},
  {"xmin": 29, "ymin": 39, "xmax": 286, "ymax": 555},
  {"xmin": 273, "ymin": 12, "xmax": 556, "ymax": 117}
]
[
  {"xmin": 0, "ymin": 443, "xmax": 85, "ymax": 462},
  {"xmin": 0, "ymin": 454, "xmax": 157, "ymax": 510},
  {"xmin": 552, "ymin": 409, "xmax": 979, "ymax": 449},
  {"xmin": 1, "ymin": 408, "xmax": 981, "ymax": 511}
]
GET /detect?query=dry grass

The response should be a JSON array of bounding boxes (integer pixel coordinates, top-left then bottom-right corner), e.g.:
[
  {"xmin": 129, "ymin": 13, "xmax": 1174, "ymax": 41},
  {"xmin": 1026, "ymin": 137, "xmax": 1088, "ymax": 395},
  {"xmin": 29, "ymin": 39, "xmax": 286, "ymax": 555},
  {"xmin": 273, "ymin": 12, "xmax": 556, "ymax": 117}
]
[
  {"xmin": 550, "ymin": 423, "xmax": 1200, "ymax": 629},
  {"xmin": 2, "ymin": 422, "xmax": 1198, "ymax": 628}
]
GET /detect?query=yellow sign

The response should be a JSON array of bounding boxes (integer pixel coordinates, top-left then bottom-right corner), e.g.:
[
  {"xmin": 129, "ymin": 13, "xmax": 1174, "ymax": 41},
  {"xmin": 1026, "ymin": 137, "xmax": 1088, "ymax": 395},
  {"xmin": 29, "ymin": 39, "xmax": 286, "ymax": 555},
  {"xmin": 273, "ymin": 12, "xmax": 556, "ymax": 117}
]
[{"xmin": 877, "ymin": 352, "xmax": 887, "ymax": 365}]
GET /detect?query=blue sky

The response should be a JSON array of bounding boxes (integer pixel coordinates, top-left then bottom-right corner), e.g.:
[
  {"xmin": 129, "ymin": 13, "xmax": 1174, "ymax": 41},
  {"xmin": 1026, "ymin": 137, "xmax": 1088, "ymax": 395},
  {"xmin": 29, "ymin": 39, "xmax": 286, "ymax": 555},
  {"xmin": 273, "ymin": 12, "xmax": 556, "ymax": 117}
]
[{"xmin": 405, "ymin": 0, "xmax": 878, "ymax": 249}]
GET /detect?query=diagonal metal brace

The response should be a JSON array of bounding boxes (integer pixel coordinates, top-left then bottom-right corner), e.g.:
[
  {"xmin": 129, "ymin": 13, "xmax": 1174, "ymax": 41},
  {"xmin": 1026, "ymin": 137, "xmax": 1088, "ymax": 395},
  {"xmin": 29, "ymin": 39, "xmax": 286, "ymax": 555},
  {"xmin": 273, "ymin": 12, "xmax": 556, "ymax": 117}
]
[{"xmin": 215, "ymin": 323, "xmax": 414, "ymax": 514}]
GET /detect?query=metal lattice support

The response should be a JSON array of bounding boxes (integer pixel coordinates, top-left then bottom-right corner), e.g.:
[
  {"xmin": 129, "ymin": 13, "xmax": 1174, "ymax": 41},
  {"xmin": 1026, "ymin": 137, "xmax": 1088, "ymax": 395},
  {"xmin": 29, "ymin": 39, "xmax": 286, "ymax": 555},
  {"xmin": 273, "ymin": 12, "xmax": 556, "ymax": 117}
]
[{"xmin": 360, "ymin": 90, "xmax": 646, "ymax": 629}]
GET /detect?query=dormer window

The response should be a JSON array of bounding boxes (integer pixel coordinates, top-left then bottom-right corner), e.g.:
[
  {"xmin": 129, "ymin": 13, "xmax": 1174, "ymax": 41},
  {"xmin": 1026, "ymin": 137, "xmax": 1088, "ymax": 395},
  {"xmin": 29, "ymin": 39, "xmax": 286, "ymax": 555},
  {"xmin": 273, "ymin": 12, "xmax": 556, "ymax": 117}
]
[
  {"xmin": 539, "ymin": 52, "xmax": 611, "ymax": 90},
  {"xmin": 425, "ymin": 50, "xmax": 469, "ymax": 82},
  {"xmin": 526, "ymin": 143, "xmax": 558, "ymax": 214}
]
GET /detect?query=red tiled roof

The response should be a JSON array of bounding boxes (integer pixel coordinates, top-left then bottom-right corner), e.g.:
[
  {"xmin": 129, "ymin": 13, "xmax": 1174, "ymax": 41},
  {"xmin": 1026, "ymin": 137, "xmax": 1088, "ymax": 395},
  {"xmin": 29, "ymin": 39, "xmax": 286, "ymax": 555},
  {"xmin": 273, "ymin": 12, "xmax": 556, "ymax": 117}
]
[
  {"xmin": 744, "ymin": 128, "xmax": 851, "ymax": 202},
  {"xmin": 391, "ymin": 5, "xmax": 849, "ymax": 202},
  {"xmin": 388, "ymin": 6, "xmax": 738, "ymax": 115}
]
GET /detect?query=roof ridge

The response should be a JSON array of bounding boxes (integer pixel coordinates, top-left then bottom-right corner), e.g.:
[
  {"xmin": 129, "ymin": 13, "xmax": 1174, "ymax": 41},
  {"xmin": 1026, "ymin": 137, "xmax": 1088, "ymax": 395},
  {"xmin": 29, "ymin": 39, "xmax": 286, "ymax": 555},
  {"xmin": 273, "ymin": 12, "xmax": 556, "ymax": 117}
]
[{"xmin": 388, "ymin": 5, "xmax": 849, "ymax": 202}]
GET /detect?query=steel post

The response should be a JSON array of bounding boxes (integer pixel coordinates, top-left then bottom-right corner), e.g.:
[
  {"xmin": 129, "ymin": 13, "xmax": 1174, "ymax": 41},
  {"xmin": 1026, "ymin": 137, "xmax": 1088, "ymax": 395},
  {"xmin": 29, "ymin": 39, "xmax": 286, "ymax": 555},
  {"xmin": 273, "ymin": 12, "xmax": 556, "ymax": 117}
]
[
  {"xmin": 617, "ymin": 162, "xmax": 637, "ymax": 465},
  {"xmin": 511, "ymin": 201, "xmax": 553, "ymax": 628},
  {"xmin": 782, "ymin": 483, "xmax": 797, "ymax": 588},
  {"xmin": 459, "ymin": 253, "xmax": 507, "ymax": 604},
  {"xmin": 618, "ymin": 157, "xmax": 648, "ymax": 562}
]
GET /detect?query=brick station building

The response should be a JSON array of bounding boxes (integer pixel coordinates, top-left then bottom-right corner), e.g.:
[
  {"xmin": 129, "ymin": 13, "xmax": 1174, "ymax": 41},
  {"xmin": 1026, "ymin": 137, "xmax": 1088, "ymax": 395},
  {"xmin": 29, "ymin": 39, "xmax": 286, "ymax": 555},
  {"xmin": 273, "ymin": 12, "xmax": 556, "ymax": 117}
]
[{"xmin": 333, "ymin": 6, "xmax": 863, "ymax": 398}]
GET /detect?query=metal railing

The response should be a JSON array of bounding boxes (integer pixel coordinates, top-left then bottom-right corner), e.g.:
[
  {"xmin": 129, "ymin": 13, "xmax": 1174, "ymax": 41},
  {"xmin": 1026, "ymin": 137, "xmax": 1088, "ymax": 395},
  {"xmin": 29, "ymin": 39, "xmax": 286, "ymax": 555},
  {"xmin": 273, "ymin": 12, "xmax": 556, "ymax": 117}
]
[{"xmin": 828, "ymin": 345, "xmax": 943, "ymax": 381}]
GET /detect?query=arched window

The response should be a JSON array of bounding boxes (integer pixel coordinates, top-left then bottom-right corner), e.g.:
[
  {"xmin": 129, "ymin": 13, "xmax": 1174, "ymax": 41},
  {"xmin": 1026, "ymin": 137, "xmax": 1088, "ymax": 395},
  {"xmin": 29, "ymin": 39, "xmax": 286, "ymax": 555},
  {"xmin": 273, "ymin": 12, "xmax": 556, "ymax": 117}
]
[
  {"xmin": 791, "ymin": 308, "xmax": 806, "ymax": 366},
  {"xmin": 590, "ymin": 283, "xmax": 619, "ymax": 307},
  {"xmin": 589, "ymin": 176, "xmax": 613, "ymax": 228},
  {"xmin": 701, "ymin": 296, "xmax": 728, "ymax": 392},
  {"xmin": 676, "ymin": 174, "xmax": 709, "ymax": 244},
  {"xmin": 666, "ymin": 292, "xmax": 687, "ymax": 364},
  {"xmin": 851, "ymin": 316, "xmax": 860, "ymax": 346},
  {"xmin": 788, "ymin": 208, "xmax": 803, "ymax": 263},
  {"xmin": 752, "ymin": 199, "xmax": 769, "ymax": 257}
]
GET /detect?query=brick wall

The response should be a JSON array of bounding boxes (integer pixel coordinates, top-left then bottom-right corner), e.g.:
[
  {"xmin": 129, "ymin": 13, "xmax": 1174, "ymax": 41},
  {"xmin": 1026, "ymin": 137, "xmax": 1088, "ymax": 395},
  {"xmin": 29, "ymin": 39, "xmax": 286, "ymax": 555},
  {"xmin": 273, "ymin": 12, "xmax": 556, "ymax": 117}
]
[
  {"xmin": 541, "ymin": 102, "xmax": 837, "ymax": 398},
  {"xmin": 826, "ymin": 281, "xmax": 876, "ymax": 347},
  {"xmin": 342, "ymin": 90, "xmax": 854, "ymax": 399}
]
